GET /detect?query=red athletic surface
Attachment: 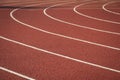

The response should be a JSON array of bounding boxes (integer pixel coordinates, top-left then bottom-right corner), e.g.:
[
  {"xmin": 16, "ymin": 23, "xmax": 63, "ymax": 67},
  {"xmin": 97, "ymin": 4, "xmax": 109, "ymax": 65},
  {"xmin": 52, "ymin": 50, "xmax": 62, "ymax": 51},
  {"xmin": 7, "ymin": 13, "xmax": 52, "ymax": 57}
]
[
  {"xmin": 0, "ymin": 0, "xmax": 120, "ymax": 80},
  {"xmin": 105, "ymin": 1, "xmax": 120, "ymax": 13}
]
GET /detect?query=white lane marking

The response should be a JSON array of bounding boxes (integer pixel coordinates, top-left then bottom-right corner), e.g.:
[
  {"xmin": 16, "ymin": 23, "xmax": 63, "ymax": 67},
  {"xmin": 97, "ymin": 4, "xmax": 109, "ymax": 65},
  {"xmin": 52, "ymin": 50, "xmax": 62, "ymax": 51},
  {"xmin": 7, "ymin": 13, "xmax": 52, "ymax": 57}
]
[
  {"xmin": 20, "ymin": 0, "xmax": 71, "ymax": 8},
  {"xmin": 0, "ymin": 66, "xmax": 35, "ymax": 80},
  {"xmin": 43, "ymin": 3, "xmax": 120, "ymax": 35},
  {"xmin": 10, "ymin": 6, "xmax": 120, "ymax": 51},
  {"xmin": 103, "ymin": 1, "xmax": 120, "ymax": 16},
  {"xmin": 2, "ymin": 1, "xmax": 44, "ymax": 6},
  {"xmin": 0, "ymin": 36, "xmax": 120, "ymax": 73},
  {"xmin": 74, "ymin": 1, "xmax": 120, "ymax": 25}
]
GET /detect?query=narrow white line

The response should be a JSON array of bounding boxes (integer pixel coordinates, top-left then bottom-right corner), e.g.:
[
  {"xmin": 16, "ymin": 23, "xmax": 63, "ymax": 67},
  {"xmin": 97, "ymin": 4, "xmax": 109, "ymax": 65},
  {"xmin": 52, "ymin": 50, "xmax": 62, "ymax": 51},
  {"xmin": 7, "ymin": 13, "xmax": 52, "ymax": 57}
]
[
  {"xmin": 43, "ymin": 3, "xmax": 120, "ymax": 36},
  {"xmin": 0, "ymin": 66, "xmax": 35, "ymax": 80},
  {"xmin": 0, "ymin": 36, "xmax": 120, "ymax": 73},
  {"xmin": 2, "ymin": 1, "xmax": 44, "ymax": 6},
  {"xmin": 103, "ymin": 1, "xmax": 120, "ymax": 16},
  {"xmin": 10, "ymin": 6, "xmax": 120, "ymax": 51},
  {"xmin": 74, "ymin": 1, "xmax": 120, "ymax": 25},
  {"xmin": 24, "ymin": 0, "xmax": 70, "ymax": 7}
]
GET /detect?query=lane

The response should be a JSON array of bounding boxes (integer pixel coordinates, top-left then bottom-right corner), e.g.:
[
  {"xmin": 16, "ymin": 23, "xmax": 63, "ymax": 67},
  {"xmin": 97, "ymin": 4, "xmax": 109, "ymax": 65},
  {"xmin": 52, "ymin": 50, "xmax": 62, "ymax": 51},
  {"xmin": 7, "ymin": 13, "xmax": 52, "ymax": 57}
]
[
  {"xmin": 1, "ymin": 8, "xmax": 120, "ymax": 70},
  {"xmin": 74, "ymin": 1, "xmax": 120, "ymax": 24},
  {"xmin": 0, "ymin": 1, "xmax": 44, "ymax": 7},
  {"xmin": 0, "ymin": 38, "xmax": 120, "ymax": 80},
  {"xmin": 103, "ymin": 1, "xmax": 120, "ymax": 15}
]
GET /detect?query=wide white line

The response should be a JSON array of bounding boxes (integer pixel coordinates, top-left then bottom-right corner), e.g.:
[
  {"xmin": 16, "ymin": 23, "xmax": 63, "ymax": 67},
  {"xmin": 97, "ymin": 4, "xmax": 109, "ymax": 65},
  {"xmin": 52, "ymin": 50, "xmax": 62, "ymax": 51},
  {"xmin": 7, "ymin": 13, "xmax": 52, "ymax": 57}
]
[
  {"xmin": 74, "ymin": 1, "xmax": 120, "ymax": 25},
  {"xmin": 0, "ymin": 36, "xmax": 120, "ymax": 73},
  {"xmin": 10, "ymin": 6, "xmax": 120, "ymax": 51},
  {"xmin": 43, "ymin": 3, "xmax": 120, "ymax": 35},
  {"xmin": 103, "ymin": 1, "xmax": 120, "ymax": 16},
  {"xmin": 0, "ymin": 66, "xmax": 35, "ymax": 80}
]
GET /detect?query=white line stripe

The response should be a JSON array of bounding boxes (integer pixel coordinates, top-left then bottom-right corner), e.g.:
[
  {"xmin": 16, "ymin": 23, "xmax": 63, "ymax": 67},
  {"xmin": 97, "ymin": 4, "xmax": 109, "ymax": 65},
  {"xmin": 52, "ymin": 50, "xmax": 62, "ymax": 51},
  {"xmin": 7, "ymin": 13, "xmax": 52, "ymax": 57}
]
[
  {"xmin": 74, "ymin": 1, "xmax": 120, "ymax": 25},
  {"xmin": 44, "ymin": 3, "xmax": 120, "ymax": 35},
  {"xmin": 103, "ymin": 1, "xmax": 120, "ymax": 16},
  {"xmin": 10, "ymin": 5, "xmax": 120, "ymax": 51},
  {"xmin": 0, "ymin": 66, "xmax": 35, "ymax": 80},
  {"xmin": 23, "ymin": 0, "xmax": 71, "ymax": 7},
  {"xmin": 2, "ymin": 1, "xmax": 44, "ymax": 6},
  {"xmin": 0, "ymin": 36, "xmax": 120, "ymax": 73}
]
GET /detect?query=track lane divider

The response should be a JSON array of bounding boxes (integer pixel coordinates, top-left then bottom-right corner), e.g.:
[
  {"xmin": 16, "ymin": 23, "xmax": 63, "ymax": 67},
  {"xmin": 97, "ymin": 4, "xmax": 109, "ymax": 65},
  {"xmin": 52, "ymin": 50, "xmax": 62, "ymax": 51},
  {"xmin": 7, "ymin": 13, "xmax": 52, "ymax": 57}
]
[{"xmin": 0, "ymin": 66, "xmax": 35, "ymax": 80}]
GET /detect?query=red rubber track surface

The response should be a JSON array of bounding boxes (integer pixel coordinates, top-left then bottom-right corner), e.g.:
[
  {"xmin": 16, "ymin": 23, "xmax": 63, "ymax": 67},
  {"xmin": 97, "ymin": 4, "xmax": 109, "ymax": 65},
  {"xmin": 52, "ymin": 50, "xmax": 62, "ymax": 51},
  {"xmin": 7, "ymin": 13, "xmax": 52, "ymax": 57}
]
[
  {"xmin": 0, "ymin": 0, "xmax": 120, "ymax": 80},
  {"xmin": 105, "ymin": 1, "xmax": 120, "ymax": 13}
]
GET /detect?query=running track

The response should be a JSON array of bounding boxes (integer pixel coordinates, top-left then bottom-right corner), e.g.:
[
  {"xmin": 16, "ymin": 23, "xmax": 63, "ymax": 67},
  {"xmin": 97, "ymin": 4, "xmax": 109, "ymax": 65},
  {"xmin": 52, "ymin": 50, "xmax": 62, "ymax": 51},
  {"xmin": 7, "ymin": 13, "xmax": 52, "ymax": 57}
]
[{"xmin": 0, "ymin": 0, "xmax": 120, "ymax": 80}]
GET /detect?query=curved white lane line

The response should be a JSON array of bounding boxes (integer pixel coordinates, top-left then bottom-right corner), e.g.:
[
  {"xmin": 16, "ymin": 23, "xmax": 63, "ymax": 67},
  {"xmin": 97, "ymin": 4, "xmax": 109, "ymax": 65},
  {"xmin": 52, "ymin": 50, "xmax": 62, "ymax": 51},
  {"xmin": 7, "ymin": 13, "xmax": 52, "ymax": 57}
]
[
  {"xmin": 103, "ymin": 1, "xmax": 120, "ymax": 16},
  {"xmin": 74, "ymin": 1, "xmax": 120, "ymax": 25},
  {"xmin": 0, "ymin": 66, "xmax": 35, "ymax": 80},
  {"xmin": 44, "ymin": 3, "xmax": 120, "ymax": 36},
  {"xmin": 10, "ymin": 4, "xmax": 120, "ymax": 51},
  {"xmin": 0, "ymin": 36, "xmax": 120, "ymax": 73}
]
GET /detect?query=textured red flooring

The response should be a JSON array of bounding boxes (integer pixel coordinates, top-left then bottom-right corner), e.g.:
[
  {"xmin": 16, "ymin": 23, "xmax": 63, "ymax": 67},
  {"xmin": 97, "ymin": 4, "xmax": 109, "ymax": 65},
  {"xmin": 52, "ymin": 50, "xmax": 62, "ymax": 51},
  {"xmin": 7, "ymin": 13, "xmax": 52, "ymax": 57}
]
[{"xmin": 0, "ymin": 0, "xmax": 120, "ymax": 80}]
